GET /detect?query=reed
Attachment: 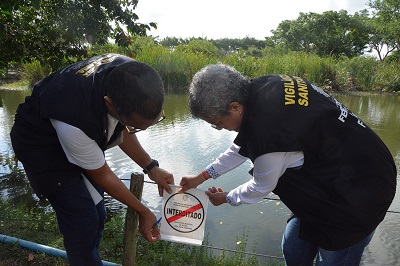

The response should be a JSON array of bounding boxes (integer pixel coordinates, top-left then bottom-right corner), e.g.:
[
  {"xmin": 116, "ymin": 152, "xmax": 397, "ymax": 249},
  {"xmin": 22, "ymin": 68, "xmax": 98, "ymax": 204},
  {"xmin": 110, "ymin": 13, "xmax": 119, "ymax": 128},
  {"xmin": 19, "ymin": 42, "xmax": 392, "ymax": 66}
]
[
  {"xmin": 373, "ymin": 61, "xmax": 400, "ymax": 92},
  {"xmin": 17, "ymin": 41, "xmax": 400, "ymax": 93},
  {"xmin": 221, "ymin": 52, "xmax": 337, "ymax": 88},
  {"xmin": 21, "ymin": 61, "xmax": 51, "ymax": 88},
  {"xmin": 135, "ymin": 45, "xmax": 216, "ymax": 93},
  {"xmin": 337, "ymin": 56, "xmax": 379, "ymax": 91}
]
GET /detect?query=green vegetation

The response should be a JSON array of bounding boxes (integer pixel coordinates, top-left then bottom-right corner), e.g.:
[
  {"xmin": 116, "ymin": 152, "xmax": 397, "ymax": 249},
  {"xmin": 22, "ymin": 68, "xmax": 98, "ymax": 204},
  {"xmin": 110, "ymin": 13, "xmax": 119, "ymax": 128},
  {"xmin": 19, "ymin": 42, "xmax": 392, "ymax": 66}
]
[
  {"xmin": 0, "ymin": 200, "xmax": 283, "ymax": 265},
  {"xmin": 2, "ymin": 0, "xmax": 400, "ymax": 93},
  {"xmin": 0, "ymin": 0, "xmax": 156, "ymax": 71},
  {"xmin": 21, "ymin": 61, "xmax": 52, "ymax": 88},
  {"xmin": 7, "ymin": 43, "xmax": 400, "ymax": 94},
  {"xmin": 1, "ymin": 2, "xmax": 399, "ymax": 262}
]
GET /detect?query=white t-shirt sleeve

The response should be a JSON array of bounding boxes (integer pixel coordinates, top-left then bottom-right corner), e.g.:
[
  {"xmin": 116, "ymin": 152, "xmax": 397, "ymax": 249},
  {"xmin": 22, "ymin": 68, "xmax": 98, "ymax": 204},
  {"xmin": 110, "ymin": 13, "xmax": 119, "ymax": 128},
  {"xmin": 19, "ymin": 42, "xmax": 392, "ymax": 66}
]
[
  {"xmin": 226, "ymin": 151, "xmax": 304, "ymax": 206},
  {"xmin": 50, "ymin": 119, "xmax": 105, "ymax": 170}
]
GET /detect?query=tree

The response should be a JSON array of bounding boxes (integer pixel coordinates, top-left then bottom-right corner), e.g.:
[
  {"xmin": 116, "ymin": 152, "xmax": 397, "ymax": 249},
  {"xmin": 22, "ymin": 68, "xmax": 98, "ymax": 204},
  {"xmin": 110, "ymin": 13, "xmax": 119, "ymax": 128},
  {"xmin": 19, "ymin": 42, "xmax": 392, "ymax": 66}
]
[
  {"xmin": 0, "ymin": 0, "xmax": 157, "ymax": 70},
  {"xmin": 177, "ymin": 39, "xmax": 219, "ymax": 57},
  {"xmin": 367, "ymin": 16, "xmax": 397, "ymax": 61},
  {"xmin": 271, "ymin": 10, "xmax": 370, "ymax": 58},
  {"xmin": 271, "ymin": 14, "xmax": 315, "ymax": 53},
  {"xmin": 368, "ymin": 0, "xmax": 400, "ymax": 60},
  {"xmin": 159, "ymin": 37, "xmax": 188, "ymax": 49},
  {"xmin": 211, "ymin": 37, "xmax": 266, "ymax": 55}
]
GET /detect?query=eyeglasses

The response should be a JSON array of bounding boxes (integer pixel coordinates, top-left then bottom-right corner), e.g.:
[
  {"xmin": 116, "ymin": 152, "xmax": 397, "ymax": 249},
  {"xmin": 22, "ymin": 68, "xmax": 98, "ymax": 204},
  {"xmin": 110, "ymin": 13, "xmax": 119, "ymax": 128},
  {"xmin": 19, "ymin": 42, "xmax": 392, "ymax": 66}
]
[
  {"xmin": 118, "ymin": 109, "xmax": 166, "ymax": 134},
  {"xmin": 211, "ymin": 116, "xmax": 223, "ymax": 130}
]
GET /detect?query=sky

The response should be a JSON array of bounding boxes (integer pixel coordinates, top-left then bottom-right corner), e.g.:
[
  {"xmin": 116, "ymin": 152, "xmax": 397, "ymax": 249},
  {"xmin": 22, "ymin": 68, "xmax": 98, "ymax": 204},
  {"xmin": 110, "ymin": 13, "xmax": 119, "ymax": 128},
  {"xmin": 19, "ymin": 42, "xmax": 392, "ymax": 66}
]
[{"xmin": 134, "ymin": 0, "xmax": 369, "ymax": 40}]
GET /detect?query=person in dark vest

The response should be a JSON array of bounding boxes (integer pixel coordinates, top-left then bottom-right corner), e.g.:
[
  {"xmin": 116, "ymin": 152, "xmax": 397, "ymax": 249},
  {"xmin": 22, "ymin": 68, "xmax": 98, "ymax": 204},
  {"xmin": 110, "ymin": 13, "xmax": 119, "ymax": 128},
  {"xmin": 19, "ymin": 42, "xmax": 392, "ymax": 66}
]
[
  {"xmin": 10, "ymin": 54, "xmax": 174, "ymax": 265},
  {"xmin": 179, "ymin": 63, "xmax": 396, "ymax": 265}
]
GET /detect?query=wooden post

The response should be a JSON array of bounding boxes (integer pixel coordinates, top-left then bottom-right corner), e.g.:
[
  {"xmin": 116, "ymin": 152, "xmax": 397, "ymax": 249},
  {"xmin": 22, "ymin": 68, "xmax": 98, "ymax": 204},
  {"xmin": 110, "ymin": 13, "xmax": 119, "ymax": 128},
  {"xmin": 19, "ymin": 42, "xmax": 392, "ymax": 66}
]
[{"xmin": 123, "ymin": 172, "xmax": 144, "ymax": 266}]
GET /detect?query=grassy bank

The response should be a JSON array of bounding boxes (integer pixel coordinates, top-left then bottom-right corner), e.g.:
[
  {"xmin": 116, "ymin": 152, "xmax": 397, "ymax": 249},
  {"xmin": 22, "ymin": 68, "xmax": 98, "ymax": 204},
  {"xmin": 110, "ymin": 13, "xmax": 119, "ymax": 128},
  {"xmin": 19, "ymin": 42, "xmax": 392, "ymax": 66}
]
[
  {"xmin": 7, "ymin": 42, "xmax": 400, "ymax": 94},
  {"xmin": 144, "ymin": 48, "xmax": 399, "ymax": 93},
  {"xmin": 0, "ymin": 199, "xmax": 283, "ymax": 265}
]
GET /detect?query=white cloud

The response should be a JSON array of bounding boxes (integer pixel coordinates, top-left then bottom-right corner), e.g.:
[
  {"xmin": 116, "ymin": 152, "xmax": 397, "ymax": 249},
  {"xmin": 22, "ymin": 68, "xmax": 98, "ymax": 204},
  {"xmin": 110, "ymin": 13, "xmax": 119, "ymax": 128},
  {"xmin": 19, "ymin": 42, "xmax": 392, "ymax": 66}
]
[{"xmin": 135, "ymin": 0, "xmax": 369, "ymax": 40}]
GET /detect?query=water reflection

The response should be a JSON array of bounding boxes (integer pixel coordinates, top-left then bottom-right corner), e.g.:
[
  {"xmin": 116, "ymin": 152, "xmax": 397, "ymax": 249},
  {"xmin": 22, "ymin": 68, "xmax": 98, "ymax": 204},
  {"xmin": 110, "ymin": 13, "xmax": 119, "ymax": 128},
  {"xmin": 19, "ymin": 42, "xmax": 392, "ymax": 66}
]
[{"xmin": 1, "ymin": 89, "xmax": 400, "ymax": 264}]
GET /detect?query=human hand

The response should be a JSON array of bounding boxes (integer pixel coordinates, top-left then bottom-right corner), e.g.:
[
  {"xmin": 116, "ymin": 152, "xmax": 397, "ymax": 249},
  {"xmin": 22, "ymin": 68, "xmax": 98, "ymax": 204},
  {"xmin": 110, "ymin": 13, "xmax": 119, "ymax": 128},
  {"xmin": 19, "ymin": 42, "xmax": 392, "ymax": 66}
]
[
  {"xmin": 205, "ymin": 186, "xmax": 227, "ymax": 206},
  {"xmin": 179, "ymin": 174, "xmax": 204, "ymax": 193},
  {"xmin": 148, "ymin": 167, "xmax": 174, "ymax": 196},
  {"xmin": 138, "ymin": 209, "xmax": 161, "ymax": 242}
]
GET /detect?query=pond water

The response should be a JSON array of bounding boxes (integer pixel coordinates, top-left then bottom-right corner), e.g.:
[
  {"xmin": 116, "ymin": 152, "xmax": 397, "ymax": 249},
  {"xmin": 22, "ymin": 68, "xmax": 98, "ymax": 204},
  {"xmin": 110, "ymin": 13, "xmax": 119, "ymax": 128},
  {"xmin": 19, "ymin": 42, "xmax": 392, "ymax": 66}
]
[{"xmin": 1, "ymin": 89, "xmax": 399, "ymax": 265}]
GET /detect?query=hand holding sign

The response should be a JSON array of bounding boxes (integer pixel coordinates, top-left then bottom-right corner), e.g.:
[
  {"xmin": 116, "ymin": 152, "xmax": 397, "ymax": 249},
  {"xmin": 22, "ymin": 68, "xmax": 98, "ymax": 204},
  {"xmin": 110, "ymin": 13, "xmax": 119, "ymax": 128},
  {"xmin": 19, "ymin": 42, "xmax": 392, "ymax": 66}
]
[
  {"xmin": 147, "ymin": 167, "xmax": 174, "ymax": 196},
  {"xmin": 205, "ymin": 186, "xmax": 227, "ymax": 206},
  {"xmin": 160, "ymin": 185, "xmax": 209, "ymax": 245},
  {"xmin": 179, "ymin": 174, "xmax": 205, "ymax": 193}
]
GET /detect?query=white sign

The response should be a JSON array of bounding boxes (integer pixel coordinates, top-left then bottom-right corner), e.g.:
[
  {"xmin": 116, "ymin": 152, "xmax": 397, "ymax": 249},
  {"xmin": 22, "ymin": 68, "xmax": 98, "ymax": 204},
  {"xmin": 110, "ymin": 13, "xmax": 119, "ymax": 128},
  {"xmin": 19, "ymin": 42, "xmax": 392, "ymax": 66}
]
[{"xmin": 160, "ymin": 185, "xmax": 209, "ymax": 245}]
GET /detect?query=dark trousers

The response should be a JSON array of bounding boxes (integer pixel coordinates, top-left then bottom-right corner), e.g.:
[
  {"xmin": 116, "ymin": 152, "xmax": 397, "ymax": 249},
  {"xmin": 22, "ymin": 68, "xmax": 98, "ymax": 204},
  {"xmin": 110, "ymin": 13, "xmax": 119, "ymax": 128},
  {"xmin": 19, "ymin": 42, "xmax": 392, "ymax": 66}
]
[
  {"xmin": 282, "ymin": 216, "xmax": 374, "ymax": 266},
  {"xmin": 47, "ymin": 177, "xmax": 106, "ymax": 266}
]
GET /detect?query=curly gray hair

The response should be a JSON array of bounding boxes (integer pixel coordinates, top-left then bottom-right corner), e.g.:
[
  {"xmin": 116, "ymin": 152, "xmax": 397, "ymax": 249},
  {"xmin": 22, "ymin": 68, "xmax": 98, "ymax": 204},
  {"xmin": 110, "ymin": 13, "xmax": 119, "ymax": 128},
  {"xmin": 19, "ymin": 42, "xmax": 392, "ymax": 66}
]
[{"xmin": 188, "ymin": 63, "xmax": 250, "ymax": 119}]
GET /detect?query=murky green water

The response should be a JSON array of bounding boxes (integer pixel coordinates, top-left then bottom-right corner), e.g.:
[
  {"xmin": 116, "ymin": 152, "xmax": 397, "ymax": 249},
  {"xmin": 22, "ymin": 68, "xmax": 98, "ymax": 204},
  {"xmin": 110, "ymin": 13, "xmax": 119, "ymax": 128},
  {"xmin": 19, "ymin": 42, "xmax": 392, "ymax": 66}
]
[{"xmin": 1, "ymin": 89, "xmax": 399, "ymax": 264}]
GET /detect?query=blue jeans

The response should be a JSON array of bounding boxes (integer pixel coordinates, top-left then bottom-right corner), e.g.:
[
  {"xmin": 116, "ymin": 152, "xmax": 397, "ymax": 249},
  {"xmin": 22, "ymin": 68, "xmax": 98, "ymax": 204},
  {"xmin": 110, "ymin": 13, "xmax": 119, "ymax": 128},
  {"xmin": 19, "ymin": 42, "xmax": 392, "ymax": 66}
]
[
  {"xmin": 47, "ymin": 176, "xmax": 106, "ymax": 266},
  {"xmin": 281, "ymin": 216, "xmax": 374, "ymax": 266}
]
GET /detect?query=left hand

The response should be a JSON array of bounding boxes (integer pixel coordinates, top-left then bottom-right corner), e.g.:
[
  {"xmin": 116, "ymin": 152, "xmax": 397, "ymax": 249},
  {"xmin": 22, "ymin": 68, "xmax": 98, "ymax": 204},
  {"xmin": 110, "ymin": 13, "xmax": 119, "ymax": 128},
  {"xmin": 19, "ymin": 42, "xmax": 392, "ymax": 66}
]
[
  {"xmin": 148, "ymin": 167, "xmax": 174, "ymax": 196},
  {"xmin": 205, "ymin": 186, "xmax": 228, "ymax": 206}
]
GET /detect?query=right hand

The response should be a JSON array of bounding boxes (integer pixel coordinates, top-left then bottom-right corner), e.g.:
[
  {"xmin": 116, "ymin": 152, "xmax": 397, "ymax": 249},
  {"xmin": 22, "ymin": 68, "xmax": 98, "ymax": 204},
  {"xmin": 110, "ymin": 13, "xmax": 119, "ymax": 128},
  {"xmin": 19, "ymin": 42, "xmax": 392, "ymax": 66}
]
[
  {"xmin": 148, "ymin": 167, "xmax": 174, "ymax": 196},
  {"xmin": 179, "ymin": 174, "xmax": 204, "ymax": 193}
]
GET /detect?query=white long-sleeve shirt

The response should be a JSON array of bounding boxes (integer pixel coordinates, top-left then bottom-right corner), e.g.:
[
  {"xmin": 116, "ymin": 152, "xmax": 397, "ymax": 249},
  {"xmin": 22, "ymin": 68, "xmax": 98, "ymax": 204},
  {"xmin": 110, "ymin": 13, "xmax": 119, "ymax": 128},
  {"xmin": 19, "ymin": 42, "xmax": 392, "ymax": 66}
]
[{"xmin": 205, "ymin": 144, "xmax": 304, "ymax": 206}]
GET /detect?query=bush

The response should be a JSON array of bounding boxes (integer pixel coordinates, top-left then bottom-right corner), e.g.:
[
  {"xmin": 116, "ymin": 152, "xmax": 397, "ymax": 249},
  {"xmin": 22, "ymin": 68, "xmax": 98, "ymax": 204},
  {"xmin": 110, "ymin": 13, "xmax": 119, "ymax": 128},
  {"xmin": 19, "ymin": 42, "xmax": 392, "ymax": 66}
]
[
  {"xmin": 13, "ymin": 40, "xmax": 400, "ymax": 93},
  {"xmin": 21, "ymin": 61, "xmax": 51, "ymax": 88}
]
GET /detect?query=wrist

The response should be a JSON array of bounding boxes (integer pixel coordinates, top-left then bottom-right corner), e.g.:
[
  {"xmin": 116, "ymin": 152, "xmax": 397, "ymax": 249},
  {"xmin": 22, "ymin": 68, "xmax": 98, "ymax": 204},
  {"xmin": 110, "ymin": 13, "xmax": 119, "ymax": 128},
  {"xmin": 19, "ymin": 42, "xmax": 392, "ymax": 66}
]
[
  {"xmin": 143, "ymin": 159, "xmax": 159, "ymax": 174},
  {"xmin": 225, "ymin": 193, "xmax": 233, "ymax": 205},
  {"xmin": 132, "ymin": 201, "xmax": 150, "ymax": 215},
  {"xmin": 226, "ymin": 192, "xmax": 240, "ymax": 206},
  {"xmin": 201, "ymin": 170, "xmax": 210, "ymax": 181}
]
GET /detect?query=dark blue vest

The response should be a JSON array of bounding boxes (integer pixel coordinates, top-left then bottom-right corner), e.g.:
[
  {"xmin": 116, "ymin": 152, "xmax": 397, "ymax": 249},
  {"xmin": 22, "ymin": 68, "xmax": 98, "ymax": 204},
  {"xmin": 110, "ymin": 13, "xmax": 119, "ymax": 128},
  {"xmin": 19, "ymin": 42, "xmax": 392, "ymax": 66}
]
[
  {"xmin": 10, "ymin": 54, "xmax": 128, "ymax": 198},
  {"xmin": 234, "ymin": 75, "xmax": 396, "ymax": 250}
]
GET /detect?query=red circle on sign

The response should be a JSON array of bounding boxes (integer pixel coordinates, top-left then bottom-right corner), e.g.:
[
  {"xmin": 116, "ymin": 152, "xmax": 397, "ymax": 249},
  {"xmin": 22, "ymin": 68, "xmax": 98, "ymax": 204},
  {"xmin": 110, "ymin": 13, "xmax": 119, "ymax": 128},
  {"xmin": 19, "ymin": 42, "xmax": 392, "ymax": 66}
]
[{"xmin": 164, "ymin": 192, "xmax": 205, "ymax": 233}]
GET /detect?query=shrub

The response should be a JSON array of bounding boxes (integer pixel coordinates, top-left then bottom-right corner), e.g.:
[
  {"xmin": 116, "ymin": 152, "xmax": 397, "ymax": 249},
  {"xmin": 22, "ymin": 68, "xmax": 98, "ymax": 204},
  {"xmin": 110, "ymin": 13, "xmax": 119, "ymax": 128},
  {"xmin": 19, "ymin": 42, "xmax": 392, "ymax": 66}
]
[{"xmin": 21, "ymin": 61, "xmax": 51, "ymax": 88}]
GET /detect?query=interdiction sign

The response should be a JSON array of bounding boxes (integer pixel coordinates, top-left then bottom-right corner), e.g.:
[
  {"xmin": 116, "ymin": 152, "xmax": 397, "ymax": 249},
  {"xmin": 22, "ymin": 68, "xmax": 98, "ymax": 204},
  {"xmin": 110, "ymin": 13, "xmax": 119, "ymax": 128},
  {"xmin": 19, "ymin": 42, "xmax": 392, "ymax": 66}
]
[{"xmin": 160, "ymin": 185, "xmax": 209, "ymax": 245}]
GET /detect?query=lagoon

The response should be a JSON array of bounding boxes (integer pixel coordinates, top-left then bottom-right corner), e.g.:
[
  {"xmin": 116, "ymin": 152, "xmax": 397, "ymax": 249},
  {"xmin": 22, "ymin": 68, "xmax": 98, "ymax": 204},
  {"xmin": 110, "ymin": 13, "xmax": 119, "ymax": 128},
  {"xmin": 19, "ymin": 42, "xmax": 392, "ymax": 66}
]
[{"xmin": 1, "ymin": 89, "xmax": 399, "ymax": 265}]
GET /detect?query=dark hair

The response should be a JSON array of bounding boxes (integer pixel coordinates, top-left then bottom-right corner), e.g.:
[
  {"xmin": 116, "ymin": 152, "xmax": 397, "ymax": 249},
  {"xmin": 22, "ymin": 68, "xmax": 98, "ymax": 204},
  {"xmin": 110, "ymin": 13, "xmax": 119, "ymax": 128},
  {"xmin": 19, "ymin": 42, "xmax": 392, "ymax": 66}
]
[
  {"xmin": 189, "ymin": 63, "xmax": 250, "ymax": 118},
  {"xmin": 106, "ymin": 61, "xmax": 164, "ymax": 119}
]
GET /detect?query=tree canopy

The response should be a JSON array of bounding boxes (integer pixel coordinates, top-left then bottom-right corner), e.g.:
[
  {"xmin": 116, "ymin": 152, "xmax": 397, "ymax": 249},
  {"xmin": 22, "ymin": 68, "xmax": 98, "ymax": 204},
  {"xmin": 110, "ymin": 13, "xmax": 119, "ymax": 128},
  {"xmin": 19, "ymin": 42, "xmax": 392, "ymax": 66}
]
[
  {"xmin": 367, "ymin": 0, "xmax": 400, "ymax": 60},
  {"xmin": 271, "ymin": 10, "xmax": 370, "ymax": 58},
  {"xmin": 1, "ymin": 0, "xmax": 400, "ymax": 72},
  {"xmin": 0, "ymin": 0, "xmax": 156, "ymax": 70}
]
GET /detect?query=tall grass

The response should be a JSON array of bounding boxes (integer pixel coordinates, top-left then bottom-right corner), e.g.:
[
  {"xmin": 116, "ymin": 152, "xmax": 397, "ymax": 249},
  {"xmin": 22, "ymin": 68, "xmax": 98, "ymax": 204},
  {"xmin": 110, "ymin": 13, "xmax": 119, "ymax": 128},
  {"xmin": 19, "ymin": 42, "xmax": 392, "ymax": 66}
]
[
  {"xmin": 374, "ymin": 61, "xmax": 400, "ymax": 92},
  {"xmin": 335, "ymin": 56, "xmax": 378, "ymax": 91},
  {"xmin": 18, "ymin": 42, "xmax": 400, "ymax": 93},
  {"xmin": 219, "ymin": 52, "xmax": 337, "ymax": 89},
  {"xmin": 21, "ymin": 61, "xmax": 51, "ymax": 88},
  {"xmin": 136, "ymin": 45, "xmax": 216, "ymax": 93},
  {"xmin": 136, "ymin": 47, "xmax": 400, "ymax": 92}
]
